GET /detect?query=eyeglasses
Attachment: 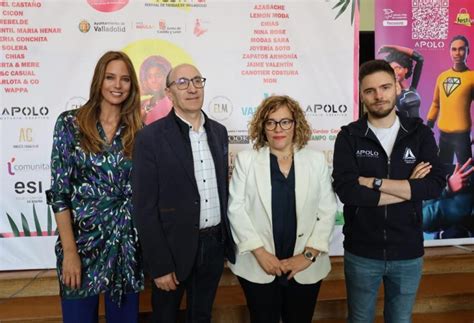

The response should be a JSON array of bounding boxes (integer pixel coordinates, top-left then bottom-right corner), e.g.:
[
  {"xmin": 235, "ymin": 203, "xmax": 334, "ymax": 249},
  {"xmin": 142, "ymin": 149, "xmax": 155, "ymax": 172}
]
[
  {"xmin": 264, "ymin": 118, "xmax": 294, "ymax": 131},
  {"xmin": 167, "ymin": 76, "xmax": 206, "ymax": 90}
]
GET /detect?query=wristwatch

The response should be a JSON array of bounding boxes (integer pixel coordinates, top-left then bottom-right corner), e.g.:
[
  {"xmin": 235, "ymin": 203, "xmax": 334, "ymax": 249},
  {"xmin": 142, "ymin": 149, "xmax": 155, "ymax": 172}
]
[
  {"xmin": 373, "ymin": 178, "xmax": 383, "ymax": 191},
  {"xmin": 302, "ymin": 249, "xmax": 317, "ymax": 262}
]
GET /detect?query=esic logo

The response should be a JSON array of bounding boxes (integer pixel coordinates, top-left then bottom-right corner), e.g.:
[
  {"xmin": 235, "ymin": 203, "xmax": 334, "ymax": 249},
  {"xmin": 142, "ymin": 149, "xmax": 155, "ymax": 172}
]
[
  {"xmin": 208, "ymin": 96, "xmax": 233, "ymax": 121},
  {"xmin": 356, "ymin": 150, "xmax": 380, "ymax": 158},
  {"xmin": 228, "ymin": 135, "xmax": 250, "ymax": 144},
  {"xmin": 0, "ymin": 106, "xmax": 49, "ymax": 120},
  {"xmin": 14, "ymin": 181, "xmax": 43, "ymax": 194},
  {"xmin": 306, "ymin": 104, "xmax": 348, "ymax": 116}
]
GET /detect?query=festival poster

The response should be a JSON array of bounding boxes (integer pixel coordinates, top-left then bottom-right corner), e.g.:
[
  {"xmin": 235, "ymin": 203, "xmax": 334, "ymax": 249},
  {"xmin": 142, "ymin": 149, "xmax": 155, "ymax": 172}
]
[
  {"xmin": 0, "ymin": 0, "xmax": 357, "ymax": 270},
  {"xmin": 375, "ymin": 0, "xmax": 474, "ymax": 246}
]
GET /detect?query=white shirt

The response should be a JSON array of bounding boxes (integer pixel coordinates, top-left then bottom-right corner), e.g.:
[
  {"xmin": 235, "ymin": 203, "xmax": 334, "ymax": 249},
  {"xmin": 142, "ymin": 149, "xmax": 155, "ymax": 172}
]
[
  {"xmin": 175, "ymin": 112, "xmax": 221, "ymax": 229},
  {"xmin": 368, "ymin": 116, "xmax": 400, "ymax": 158}
]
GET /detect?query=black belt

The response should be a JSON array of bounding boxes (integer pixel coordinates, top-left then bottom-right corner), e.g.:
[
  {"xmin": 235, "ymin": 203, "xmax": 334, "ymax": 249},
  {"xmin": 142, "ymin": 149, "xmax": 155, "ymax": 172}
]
[{"xmin": 199, "ymin": 224, "xmax": 221, "ymax": 236}]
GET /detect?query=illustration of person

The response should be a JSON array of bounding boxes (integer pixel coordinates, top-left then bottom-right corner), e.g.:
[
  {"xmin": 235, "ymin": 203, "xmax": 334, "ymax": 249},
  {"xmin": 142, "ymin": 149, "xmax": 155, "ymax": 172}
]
[
  {"xmin": 423, "ymin": 158, "xmax": 474, "ymax": 239},
  {"xmin": 139, "ymin": 55, "xmax": 172, "ymax": 125},
  {"xmin": 378, "ymin": 44, "xmax": 424, "ymax": 118},
  {"xmin": 194, "ymin": 19, "xmax": 207, "ymax": 37},
  {"xmin": 426, "ymin": 35, "xmax": 474, "ymax": 165}
]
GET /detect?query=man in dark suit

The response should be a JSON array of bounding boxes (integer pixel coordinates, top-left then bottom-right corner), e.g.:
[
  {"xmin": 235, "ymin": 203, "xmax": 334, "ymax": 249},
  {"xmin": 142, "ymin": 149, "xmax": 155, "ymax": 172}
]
[{"xmin": 132, "ymin": 64, "xmax": 235, "ymax": 323}]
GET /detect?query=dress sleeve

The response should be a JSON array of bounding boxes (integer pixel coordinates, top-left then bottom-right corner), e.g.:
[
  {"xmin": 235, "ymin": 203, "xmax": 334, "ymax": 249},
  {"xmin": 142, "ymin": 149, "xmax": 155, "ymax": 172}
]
[{"xmin": 47, "ymin": 113, "xmax": 75, "ymax": 213}]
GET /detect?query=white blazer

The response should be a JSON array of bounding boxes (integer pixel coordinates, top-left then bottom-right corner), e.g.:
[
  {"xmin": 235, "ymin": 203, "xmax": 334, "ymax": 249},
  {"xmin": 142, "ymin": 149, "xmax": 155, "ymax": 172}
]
[{"xmin": 228, "ymin": 146, "xmax": 337, "ymax": 284}]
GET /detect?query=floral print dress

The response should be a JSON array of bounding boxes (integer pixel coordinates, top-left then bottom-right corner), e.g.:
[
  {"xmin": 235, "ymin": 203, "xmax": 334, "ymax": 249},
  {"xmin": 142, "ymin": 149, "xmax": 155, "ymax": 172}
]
[{"xmin": 48, "ymin": 110, "xmax": 144, "ymax": 303}]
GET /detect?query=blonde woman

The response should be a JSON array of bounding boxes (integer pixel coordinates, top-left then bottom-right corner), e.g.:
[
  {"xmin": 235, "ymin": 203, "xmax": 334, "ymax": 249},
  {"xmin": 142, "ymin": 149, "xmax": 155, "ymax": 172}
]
[{"xmin": 228, "ymin": 95, "xmax": 337, "ymax": 323}]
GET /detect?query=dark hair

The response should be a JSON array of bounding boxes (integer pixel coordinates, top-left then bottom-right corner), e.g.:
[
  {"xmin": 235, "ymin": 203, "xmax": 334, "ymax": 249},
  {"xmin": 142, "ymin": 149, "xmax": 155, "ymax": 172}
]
[
  {"xmin": 450, "ymin": 35, "xmax": 470, "ymax": 53},
  {"xmin": 139, "ymin": 55, "xmax": 172, "ymax": 95},
  {"xmin": 384, "ymin": 51, "xmax": 414, "ymax": 78},
  {"xmin": 359, "ymin": 59, "xmax": 396, "ymax": 84},
  {"xmin": 249, "ymin": 95, "xmax": 311, "ymax": 150}
]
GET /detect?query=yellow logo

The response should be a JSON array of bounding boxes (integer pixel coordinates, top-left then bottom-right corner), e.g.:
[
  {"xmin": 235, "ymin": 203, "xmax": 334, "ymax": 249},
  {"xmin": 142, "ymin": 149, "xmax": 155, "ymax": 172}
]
[
  {"xmin": 455, "ymin": 8, "xmax": 471, "ymax": 27},
  {"xmin": 19, "ymin": 128, "xmax": 33, "ymax": 142}
]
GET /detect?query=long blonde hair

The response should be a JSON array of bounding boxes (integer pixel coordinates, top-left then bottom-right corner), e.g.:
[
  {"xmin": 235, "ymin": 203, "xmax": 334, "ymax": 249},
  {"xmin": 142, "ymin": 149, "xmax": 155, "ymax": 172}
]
[{"xmin": 76, "ymin": 51, "xmax": 142, "ymax": 158}]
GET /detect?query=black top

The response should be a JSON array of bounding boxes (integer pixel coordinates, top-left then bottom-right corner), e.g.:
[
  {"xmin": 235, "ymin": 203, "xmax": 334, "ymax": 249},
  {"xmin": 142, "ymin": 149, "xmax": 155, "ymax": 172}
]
[
  {"xmin": 270, "ymin": 153, "xmax": 296, "ymax": 285},
  {"xmin": 332, "ymin": 113, "xmax": 446, "ymax": 261}
]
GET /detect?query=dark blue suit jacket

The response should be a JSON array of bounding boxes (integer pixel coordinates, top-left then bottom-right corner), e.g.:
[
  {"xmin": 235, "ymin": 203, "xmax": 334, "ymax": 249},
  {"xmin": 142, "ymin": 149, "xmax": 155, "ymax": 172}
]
[{"xmin": 132, "ymin": 109, "xmax": 235, "ymax": 280}]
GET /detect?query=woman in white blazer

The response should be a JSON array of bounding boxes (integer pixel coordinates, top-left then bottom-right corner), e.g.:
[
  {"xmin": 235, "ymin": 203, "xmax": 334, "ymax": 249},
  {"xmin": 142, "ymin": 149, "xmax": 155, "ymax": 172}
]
[{"xmin": 228, "ymin": 95, "xmax": 337, "ymax": 323}]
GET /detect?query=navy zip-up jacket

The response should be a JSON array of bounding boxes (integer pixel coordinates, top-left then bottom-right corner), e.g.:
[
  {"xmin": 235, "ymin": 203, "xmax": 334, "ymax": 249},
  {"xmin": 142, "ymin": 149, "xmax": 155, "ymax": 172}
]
[{"xmin": 332, "ymin": 113, "xmax": 446, "ymax": 260}]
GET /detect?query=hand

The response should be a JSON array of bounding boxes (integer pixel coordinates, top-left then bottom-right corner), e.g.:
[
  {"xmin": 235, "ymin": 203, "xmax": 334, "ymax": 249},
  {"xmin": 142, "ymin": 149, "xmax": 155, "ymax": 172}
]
[
  {"xmin": 252, "ymin": 247, "xmax": 283, "ymax": 276},
  {"xmin": 154, "ymin": 272, "xmax": 180, "ymax": 291},
  {"xmin": 448, "ymin": 158, "xmax": 474, "ymax": 193},
  {"xmin": 62, "ymin": 250, "xmax": 82, "ymax": 289},
  {"xmin": 358, "ymin": 176, "xmax": 373, "ymax": 189},
  {"xmin": 410, "ymin": 162, "xmax": 431, "ymax": 179},
  {"xmin": 281, "ymin": 250, "xmax": 319, "ymax": 280}
]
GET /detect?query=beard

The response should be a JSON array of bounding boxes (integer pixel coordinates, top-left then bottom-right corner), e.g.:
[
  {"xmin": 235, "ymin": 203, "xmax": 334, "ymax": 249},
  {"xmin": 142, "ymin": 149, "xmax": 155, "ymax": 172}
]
[{"xmin": 365, "ymin": 101, "xmax": 396, "ymax": 119}]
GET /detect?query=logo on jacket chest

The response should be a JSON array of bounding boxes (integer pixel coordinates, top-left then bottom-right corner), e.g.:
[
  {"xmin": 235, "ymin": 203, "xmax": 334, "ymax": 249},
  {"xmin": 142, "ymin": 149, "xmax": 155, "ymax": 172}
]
[
  {"xmin": 403, "ymin": 147, "xmax": 417, "ymax": 164},
  {"xmin": 356, "ymin": 149, "xmax": 380, "ymax": 158}
]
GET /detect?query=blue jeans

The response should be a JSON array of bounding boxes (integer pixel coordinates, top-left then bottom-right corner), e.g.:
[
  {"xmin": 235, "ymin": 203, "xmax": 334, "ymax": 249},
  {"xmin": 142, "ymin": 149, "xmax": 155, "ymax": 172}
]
[
  {"xmin": 61, "ymin": 292, "xmax": 139, "ymax": 323},
  {"xmin": 344, "ymin": 251, "xmax": 423, "ymax": 323}
]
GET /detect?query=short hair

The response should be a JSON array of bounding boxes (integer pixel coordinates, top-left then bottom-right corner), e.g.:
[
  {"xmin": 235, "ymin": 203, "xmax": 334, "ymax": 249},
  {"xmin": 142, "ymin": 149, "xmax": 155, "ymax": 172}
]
[
  {"xmin": 249, "ymin": 95, "xmax": 311, "ymax": 150},
  {"xmin": 384, "ymin": 51, "xmax": 414, "ymax": 78},
  {"xmin": 165, "ymin": 64, "xmax": 195, "ymax": 88},
  {"xmin": 450, "ymin": 35, "xmax": 470, "ymax": 53},
  {"xmin": 165, "ymin": 69, "xmax": 173, "ymax": 88},
  {"xmin": 359, "ymin": 59, "xmax": 396, "ymax": 85}
]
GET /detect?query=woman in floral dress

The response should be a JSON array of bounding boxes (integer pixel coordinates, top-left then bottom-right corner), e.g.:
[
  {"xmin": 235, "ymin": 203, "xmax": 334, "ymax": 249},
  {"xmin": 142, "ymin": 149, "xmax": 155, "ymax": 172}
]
[{"xmin": 47, "ymin": 51, "xmax": 144, "ymax": 322}]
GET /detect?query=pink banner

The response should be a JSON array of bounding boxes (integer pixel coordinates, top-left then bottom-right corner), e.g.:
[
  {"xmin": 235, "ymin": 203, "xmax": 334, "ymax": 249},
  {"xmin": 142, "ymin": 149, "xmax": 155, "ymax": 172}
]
[{"xmin": 375, "ymin": 0, "xmax": 474, "ymax": 245}]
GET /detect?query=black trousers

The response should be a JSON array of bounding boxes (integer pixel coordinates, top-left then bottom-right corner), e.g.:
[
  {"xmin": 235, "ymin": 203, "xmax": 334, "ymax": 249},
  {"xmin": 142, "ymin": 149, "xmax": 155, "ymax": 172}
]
[
  {"xmin": 439, "ymin": 131, "xmax": 472, "ymax": 165},
  {"xmin": 151, "ymin": 227, "xmax": 224, "ymax": 323},
  {"xmin": 238, "ymin": 276, "xmax": 322, "ymax": 323}
]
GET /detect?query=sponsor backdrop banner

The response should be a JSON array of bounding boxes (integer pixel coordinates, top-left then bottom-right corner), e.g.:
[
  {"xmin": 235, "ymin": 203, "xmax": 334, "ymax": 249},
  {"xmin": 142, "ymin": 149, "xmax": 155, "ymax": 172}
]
[
  {"xmin": 0, "ymin": 0, "xmax": 358, "ymax": 270},
  {"xmin": 375, "ymin": 0, "xmax": 474, "ymax": 247}
]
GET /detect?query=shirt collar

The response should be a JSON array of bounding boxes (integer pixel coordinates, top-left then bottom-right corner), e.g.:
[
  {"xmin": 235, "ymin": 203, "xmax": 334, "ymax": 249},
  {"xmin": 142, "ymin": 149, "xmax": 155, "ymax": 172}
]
[{"xmin": 174, "ymin": 109, "xmax": 206, "ymax": 133}]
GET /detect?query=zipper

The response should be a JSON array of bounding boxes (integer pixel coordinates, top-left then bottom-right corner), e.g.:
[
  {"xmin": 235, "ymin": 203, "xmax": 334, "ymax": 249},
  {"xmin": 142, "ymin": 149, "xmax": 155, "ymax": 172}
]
[{"xmin": 383, "ymin": 157, "xmax": 391, "ymax": 260}]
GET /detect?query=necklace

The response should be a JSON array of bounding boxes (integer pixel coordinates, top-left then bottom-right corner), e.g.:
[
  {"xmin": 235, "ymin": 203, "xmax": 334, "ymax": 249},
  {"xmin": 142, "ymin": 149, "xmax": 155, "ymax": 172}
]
[{"xmin": 276, "ymin": 152, "xmax": 293, "ymax": 161}]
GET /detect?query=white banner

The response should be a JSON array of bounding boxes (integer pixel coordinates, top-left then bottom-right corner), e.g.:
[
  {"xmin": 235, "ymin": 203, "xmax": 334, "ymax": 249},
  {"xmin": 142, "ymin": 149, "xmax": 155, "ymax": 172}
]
[{"xmin": 0, "ymin": 0, "xmax": 358, "ymax": 270}]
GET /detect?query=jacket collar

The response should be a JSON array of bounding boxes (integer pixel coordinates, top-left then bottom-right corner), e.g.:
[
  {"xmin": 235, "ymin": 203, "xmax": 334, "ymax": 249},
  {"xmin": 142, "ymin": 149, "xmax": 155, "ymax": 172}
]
[
  {"xmin": 161, "ymin": 108, "xmax": 222, "ymax": 193},
  {"xmin": 344, "ymin": 111, "xmax": 422, "ymax": 138}
]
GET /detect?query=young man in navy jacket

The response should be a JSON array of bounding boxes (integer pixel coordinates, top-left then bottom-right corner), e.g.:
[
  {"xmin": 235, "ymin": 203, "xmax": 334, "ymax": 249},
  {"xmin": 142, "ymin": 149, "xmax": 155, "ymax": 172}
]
[{"xmin": 332, "ymin": 60, "xmax": 446, "ymax": 323}]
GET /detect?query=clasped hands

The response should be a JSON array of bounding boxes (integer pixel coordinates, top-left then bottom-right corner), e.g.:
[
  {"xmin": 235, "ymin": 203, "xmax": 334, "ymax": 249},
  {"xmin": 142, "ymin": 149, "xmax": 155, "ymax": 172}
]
[
  {"xmin": 154, "ymin": 272, "xmax": 180, "ymax": 291},
  {"xmin": 252, "ymin": 247, "xmax": 318, "ymax": 280}
]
